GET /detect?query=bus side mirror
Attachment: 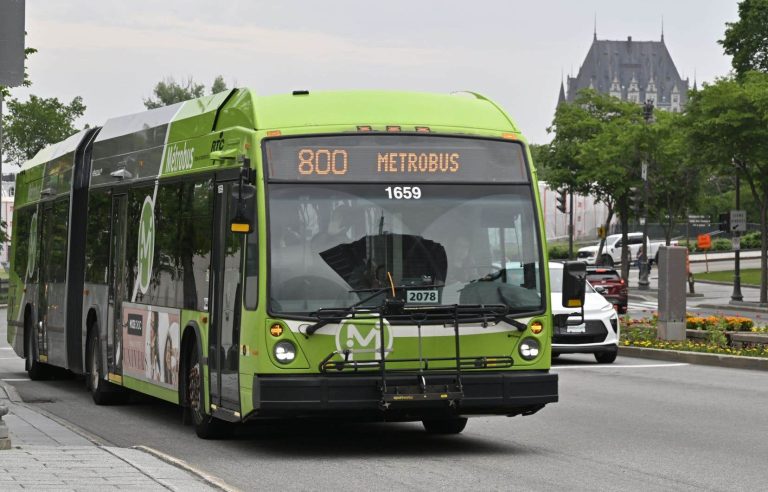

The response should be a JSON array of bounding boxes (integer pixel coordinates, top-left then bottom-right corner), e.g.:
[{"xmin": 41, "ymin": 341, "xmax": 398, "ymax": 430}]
[
  {"xmin": 561, "ymin": 261, "xmax": 587, "ymax": 308},
  {"xmin": 230, "ymin": 183, "xmax": 256, "ymax": 234}
]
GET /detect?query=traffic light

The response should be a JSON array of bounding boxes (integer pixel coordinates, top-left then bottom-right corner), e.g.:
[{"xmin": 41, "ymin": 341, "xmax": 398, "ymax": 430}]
[
  {"xmin": 556, "ymin": 189, "xmax": 567, "ymax": 213},
  {"xmin": 718, "ymin": 212, "xmax": 730, "ymax": 233}
]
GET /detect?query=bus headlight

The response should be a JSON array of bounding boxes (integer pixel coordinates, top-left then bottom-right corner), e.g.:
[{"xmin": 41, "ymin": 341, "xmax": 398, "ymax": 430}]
[
  {"xmin": 518, "ymin": 338, "xmax": 540, "ymax": 361},
  {"xmin": 274, "ymin": 341, "xmax": 297, "ymax": 364}
]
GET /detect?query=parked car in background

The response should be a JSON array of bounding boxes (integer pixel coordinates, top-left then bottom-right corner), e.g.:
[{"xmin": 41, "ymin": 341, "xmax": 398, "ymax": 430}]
[
  {"xmin": 550, "ymin": 262, "xmax": 620, "ymax": 363},
  {"xmin": 585, "ymin": 267, "xmax": 628, "ymax": 313},
  {"xmin": 577, "ymin": 232, "xmax": 677, "ymax": 267}
]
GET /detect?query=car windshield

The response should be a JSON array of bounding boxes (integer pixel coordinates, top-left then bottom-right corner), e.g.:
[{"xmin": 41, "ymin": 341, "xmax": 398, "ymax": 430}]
[
  {"xmin": 587, "ymin": 272, "xmax": 620, "ymax": 282},
  {"xmin": 268, "ymin": 183, "xmax": 544, "ymax": 315}
]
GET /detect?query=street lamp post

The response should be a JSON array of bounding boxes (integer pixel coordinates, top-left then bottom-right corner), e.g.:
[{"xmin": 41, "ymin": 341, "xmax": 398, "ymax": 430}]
[
  {"xmin": 731, "ymin": 166, "xmax": 743, "ymax": 302},
  {"xmin": 638, "ymin": 99, "xmax": 654, "ymax": 291}
]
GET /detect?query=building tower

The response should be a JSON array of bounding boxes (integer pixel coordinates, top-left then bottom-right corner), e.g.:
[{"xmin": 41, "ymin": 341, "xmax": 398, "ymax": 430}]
[{"xmin": 562, "ymin": 32, "xmax": 689, "ymax": 112}]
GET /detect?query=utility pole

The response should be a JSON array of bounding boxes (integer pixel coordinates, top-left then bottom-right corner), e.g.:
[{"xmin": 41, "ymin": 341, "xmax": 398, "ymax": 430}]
[
  {"xmin": 731, "ymin": 166, "xmax": 743, "ymax": 302},
  {"xmin": 638, "ymin": 99, "xmax": 654, "ymax": 291},
  {"xmin": 568, "ymin": 189, "xmax": 574, "ymax": 260}
]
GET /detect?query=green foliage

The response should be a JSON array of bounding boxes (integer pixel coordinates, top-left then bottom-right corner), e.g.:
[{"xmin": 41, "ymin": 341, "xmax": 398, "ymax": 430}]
[
  {"xmin": 144, "ymin": 75, "xmax": 228, "ymax": 109},
  {"xmin": 720, "ymin": 0, "xmax": 768, "ymax": 78},
  {"xmin": 646, "ymin": 111, "xmax": 703, "ymax": 240},
  {"xmin": 542, "ymin": 89, "xmax": 644, "ymax": 205},
  {"xmin": 548, "ymin": 244, "xmax": 569, "ymax": 260},
  {"xmin": 686, "ymin": 72, "xmax": 768, "ymax": 302},
  {"xmin": 210, "ymin": 75, "xmax": 228, "ymax": 94},
  {"xmin": 741, "ymin": 231, "xmax": 762, "ymax": 249},
  {"xmin": 710, "ymin": 238, "xmax": 732, "ymax": 251},
  {"xmin": 2, "ymin": 95, "xmax": 86, "ymax": 165}
]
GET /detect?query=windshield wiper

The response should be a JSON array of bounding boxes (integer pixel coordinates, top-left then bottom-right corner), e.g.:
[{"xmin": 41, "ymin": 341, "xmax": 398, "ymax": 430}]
[{"xmin": 304, "ymin": 285, "xmax": 413, "ymax": 336}]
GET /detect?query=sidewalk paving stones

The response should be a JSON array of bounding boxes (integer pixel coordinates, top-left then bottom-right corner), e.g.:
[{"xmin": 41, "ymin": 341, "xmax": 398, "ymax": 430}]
[{"xmin": 0, "ymin": 380, "xmax": 224, "ymax": 491}]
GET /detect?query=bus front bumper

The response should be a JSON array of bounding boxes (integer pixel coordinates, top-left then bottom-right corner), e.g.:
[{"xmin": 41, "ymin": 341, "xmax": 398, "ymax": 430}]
[{"xmin": 251, "ymin": 371, "xmax": 557, "ymax": 420}]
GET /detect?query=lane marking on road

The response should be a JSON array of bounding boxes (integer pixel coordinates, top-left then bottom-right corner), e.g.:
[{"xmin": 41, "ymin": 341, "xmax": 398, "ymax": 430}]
[
  {"xmin": 553, "ymin": 363, "xmax": 689, "ymax": 370},
  {"xmin": 0, "ymin": 347, "xmax": 14, "ymax": 350},
  {"xmin": 1, "ymin": 378, "xmax": 31, "ymax": 381},
  {"xmin": 0, "ymin": 357, "xmax": 22, "ymax": 359}
]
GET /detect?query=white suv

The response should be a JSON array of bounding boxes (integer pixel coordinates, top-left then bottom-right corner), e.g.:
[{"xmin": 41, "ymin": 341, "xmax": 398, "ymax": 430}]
[
  {"xmin": 550, "ymin": 262, "xmax": 620, "ymax": 363},
  {"xmin": 577, "ymin": 232, "xmax": 648, "ymax": 267}
]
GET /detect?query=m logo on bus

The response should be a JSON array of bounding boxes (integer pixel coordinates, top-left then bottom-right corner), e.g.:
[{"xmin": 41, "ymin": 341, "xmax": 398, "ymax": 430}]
[
  {"xmin": 137, "ymin": 196, "xmax": 155, "ymax": 294},
  {"xmin": 26, "ymin": 212, "xmax": 38, "ymax": 279},
  {"xmin": 335, "ymin": 319, "xmax": 393, "ymax": 362}
]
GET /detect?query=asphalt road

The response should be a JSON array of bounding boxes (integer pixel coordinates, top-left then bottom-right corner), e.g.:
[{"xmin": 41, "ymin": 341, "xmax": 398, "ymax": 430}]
[{"xmin": 2, "ymin": 309, "xmax": 767, "ymax": 491}]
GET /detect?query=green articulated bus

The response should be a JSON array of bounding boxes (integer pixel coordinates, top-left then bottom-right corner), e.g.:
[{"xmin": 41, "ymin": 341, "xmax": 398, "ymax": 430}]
[{"xmin": 8, "ymin": 89, "xmax": 576, "ymax": 438}]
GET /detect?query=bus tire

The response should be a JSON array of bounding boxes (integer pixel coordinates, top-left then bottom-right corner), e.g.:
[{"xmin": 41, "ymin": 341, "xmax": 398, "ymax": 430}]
[
  {"xmin": 185, "ymin": 340, "xmax": 223, "ymax": 439},
  {"xmin": 86, "ymin": 327, "xmax": 123, "ymax": 405},
  {"xmin": 422, "ymin": 417, "xmax": 468, "ymax": 435},
  {"xmin": 25, "ymin": 313, "xmax": 49, "ymax": 381}
]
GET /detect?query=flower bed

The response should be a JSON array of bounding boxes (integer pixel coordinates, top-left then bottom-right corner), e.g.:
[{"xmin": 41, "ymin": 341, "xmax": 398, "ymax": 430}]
[
  {"xmin": 621, "ymin": 315, "xmax": 768, "ymax": 359},
  {"xmin": 686, "ymin": 315, "xmax": 753, "ymax": 331}
]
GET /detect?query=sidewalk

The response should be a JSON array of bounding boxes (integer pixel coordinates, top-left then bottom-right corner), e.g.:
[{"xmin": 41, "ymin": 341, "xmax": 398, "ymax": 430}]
[{"xmin": 0, "ymin": 380, "xmax": 222, "ymax": 491}]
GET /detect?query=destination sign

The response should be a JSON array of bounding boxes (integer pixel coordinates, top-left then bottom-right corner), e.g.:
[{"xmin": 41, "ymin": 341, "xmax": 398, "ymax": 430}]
[{"xmin": 265, "ymin": 135, "xmax": 528, "ymax": 183}]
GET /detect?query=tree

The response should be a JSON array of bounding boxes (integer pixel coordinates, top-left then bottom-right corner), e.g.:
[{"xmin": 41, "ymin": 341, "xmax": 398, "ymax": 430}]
[
  {"xmin": 543, "ymin": 90, "xmax": 647, "ymax": 278},
  {"xmin": 210, "ymin": 75, "xmax": 228, "ymax": 94},
  {"xmin": 646, "ymin": 111, "xmax": 703, "ymax": 245},
  {"xmin": 1, "ymin": 95, "xmax": 86, "ymax": 166},
  {"xmin": 144, "ymin": 75, "xmax": 228, "ymax": 109},
  {"xmin": 720, "ymin": 0, "xmax": 768, "ymax": 78},
  {"xmin": 685, "ymin": 72, "xmax": 768, "ymax": 303}
]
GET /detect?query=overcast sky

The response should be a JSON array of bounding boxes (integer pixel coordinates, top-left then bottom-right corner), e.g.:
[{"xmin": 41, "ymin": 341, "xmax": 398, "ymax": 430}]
[{"xmin": 10, "ymin": 0, "xmax": 739, "ymax": 145}]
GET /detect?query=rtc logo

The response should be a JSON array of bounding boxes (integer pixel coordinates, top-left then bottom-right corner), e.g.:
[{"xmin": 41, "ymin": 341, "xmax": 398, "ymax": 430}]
[
  {"xmin": 137, "ymin": 196, "xmax": 155, "ymax": 294},
  {"xmin": 335, "ymin": 318, "xmax": 393, "ymax": 362}
]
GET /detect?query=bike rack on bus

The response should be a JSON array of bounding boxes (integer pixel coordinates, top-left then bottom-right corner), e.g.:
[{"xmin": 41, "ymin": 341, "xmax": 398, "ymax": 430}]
[{"xmin": 315, "ymin": 302, "xmax": 516, "ymax": 409}]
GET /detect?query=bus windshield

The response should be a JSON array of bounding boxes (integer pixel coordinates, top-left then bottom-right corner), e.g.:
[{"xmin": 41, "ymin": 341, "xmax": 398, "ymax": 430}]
[{"xmin": 268, "ymin": 182, "xmax": 544, "ymax": 315}]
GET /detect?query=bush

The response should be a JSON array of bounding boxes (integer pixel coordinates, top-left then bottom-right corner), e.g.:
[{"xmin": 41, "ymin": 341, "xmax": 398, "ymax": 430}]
[
  {"xmin": 549, "ymin": 244, "xmax": 569, "ymax": 259},
  {"xmin": 741, "ymin": 231, "xmax": 762, "ymax": 249},
  {"xmin": 710, "ymin": 238, "xmax": 732, "ymax": 251}
]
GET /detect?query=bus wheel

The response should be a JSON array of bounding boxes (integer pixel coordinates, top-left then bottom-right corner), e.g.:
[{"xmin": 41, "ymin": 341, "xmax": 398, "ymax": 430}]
[
  {"xmin": 86, "ymin": 328, "xmax": 122, "ymax": 405},
  {"xmin": 25, "ymin": 316, "xmax": 49, "ymax": 381},
  {"xmin": 186, "ymin": 343, "xmax": 223, "ymax": 439},
  {"xmin": 422, "ymin": 417, "xmax": 468, "ymax": 435}
]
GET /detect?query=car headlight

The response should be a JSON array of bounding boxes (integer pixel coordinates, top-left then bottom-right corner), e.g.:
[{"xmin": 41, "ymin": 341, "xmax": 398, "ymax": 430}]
[
  {"xmin": 518, "ymin": 338, "xmax": 540, "ymax": 361},
  {"xmin": 274, "ymin": 340, "xmax": 297, "ymax": 364}
]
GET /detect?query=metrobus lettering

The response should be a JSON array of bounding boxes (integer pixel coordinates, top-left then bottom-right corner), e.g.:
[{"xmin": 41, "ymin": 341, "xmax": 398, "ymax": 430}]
[
  {"xmin": 164, "ymin": 142, "xmax": 195, "ymax": 173},
  {"xmin": 376, "ymin": 152, "xmax": 459, "ymax": 173}
]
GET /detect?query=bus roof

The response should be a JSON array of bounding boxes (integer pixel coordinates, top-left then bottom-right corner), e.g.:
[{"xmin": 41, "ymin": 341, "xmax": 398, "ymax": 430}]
[
  {"xmin": 18, "ymin": 89, "xmax": 521, "ymax": 177},
  {"xmin": 250, "ymin": 90, "xmax": 519, "ymax": 133}
]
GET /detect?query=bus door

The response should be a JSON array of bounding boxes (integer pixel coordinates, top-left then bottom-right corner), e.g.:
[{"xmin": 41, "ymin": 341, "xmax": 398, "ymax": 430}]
[
  {"xmin": 209, "ymin": 180, "xmax": 243, "ymax": 413},
  {"xmin": 108, "ymin": 194, "xmax": 128, "ymax": 375},
  {"xmin": 36, "ymin": 202, "xmax": 52, "ymax": 363}
]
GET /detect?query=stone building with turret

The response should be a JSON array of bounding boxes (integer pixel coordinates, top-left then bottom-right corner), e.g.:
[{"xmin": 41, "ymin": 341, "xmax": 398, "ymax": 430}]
[{"xmin": 559, "ymin": 31, "xmax": 689, "ymax": 112}]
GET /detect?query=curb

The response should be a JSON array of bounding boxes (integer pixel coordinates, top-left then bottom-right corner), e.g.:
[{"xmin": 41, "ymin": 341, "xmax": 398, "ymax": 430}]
[
  {"xmin": 135, "ymin": 445, "xmax": 239, "ymax": 492},
  {"xmin": 0, "ymin": 379, "xmax": 22, "ymax": 403},
  {"xmin": 619, "ymin": 345, "xmax": 768, "ymax": 371}
]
